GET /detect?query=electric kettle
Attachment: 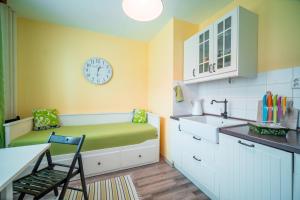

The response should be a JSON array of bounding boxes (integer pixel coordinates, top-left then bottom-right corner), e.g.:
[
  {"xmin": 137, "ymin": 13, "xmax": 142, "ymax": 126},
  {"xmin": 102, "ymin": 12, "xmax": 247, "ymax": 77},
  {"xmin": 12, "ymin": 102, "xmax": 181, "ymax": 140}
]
[{"xmin": 191, "ymin": 100, "xmax": 203, "ymax": 115}]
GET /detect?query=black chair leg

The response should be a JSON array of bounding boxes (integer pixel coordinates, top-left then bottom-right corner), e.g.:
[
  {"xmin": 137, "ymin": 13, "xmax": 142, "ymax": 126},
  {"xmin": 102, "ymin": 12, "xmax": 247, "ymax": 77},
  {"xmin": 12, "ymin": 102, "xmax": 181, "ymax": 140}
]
[
  {"xmin": 18, "ymin": 192, "xmax": 25, "ymax": 200},
  {"xmin": 78, "ymin": 156, "xmax": 88, "ymax": 200},
  {"xmin": 54, "ymin": 187, "xmax": 59, "ymax": 196}
]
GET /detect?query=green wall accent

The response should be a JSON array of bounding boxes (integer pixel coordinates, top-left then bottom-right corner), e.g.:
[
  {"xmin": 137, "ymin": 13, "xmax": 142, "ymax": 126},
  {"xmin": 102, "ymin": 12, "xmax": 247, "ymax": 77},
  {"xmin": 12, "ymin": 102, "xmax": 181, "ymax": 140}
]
[{"xmin": 0, "ymin": 14, "xmax": 5, "ymax": 148}]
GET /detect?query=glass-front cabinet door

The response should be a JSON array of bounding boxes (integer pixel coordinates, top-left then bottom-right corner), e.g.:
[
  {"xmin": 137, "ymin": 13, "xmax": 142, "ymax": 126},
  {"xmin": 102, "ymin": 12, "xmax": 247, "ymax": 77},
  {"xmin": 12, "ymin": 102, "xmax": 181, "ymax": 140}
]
[
  {"xmin": 198, "ymin": 25, "xmax": 214, "ymax": 78},
  {"xmin": 213, "ymin": 10, "xmax": 237, "ymax": 74}
]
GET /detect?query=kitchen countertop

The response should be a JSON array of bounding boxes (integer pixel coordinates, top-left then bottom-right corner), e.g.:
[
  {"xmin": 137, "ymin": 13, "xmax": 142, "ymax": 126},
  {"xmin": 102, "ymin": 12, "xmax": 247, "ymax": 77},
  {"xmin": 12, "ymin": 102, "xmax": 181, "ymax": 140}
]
[
  {"xmin": 220, "ymin": 125, "xmax": 300, "ymax": 154},
  {"xmin": 170, "ymin": 114, "xmax": 300, "ymax": 154}
]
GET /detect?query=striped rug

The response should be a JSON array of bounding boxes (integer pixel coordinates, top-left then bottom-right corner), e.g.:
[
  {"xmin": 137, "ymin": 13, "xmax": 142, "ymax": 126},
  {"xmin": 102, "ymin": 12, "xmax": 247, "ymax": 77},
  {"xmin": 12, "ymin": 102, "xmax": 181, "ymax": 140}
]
[{"xmin": 63, "ymin": 175, "xmax": 139, "ymax": 200}]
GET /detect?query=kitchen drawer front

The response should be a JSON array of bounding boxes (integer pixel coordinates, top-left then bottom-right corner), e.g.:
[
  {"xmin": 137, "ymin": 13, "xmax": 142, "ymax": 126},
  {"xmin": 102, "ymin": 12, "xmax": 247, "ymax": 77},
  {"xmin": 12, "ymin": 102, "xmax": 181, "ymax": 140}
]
[
  {"xmin": 182, "ymin": 132, "xmax": 202, "ymax": 152},
  {"xmin": 121, "ymin": 145, "xmax": 157, "ymax": 168},
  {"xmin": 83, "ymin": 150, "xmax": 121, "ymax": 176},
  {"xmin": 182, "ymin": 151, "xmax": 215, "ymax": 193},
  {"xmin": 198, "ymin": 138, "xmax": 215, "ymax": 165},
  {"xmin": 182, "ymin": 132, "xmax": 215, "ymax": 165}
]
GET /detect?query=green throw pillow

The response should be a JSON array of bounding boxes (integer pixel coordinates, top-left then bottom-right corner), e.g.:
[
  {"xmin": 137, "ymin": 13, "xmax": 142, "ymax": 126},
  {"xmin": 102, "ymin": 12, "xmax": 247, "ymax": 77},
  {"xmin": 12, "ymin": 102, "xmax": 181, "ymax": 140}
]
[
  {"xmin": 132, "ymin": 109, "xmax": 147, "ymax": 123},
  {"xmin": 33, "ymin": 109, "xmax": 60, "ymax": 131}
]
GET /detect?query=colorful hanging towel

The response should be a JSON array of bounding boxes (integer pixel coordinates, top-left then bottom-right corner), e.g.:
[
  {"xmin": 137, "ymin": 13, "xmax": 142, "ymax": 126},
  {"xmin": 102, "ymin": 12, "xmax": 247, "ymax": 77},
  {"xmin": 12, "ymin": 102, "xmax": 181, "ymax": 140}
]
[{"xmin": 174, "ymin": 85, "xmax": 184, "ymax": 102}]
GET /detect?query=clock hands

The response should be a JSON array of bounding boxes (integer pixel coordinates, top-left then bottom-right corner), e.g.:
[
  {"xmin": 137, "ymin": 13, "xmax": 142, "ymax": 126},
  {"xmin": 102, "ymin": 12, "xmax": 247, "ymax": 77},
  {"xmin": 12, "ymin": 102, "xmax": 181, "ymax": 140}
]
[{"xmin": 97, "ymin": 66, "xmax": 101, "ymax": 77}]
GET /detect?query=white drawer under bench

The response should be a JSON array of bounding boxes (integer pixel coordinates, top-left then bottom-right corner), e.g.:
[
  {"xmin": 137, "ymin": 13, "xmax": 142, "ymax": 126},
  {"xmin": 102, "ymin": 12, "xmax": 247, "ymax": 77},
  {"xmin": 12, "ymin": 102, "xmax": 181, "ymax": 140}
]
[{"xmin": 53, "ymin": 139, "xmax": 159, "ymax": 177}]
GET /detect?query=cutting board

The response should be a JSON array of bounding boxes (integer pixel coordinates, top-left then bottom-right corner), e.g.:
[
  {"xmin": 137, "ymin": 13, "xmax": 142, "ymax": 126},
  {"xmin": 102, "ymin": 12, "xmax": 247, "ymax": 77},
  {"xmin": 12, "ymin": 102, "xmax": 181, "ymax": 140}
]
[{"xmin": 257, "ymin": 100, "xmax": 298, "ymax": 130}]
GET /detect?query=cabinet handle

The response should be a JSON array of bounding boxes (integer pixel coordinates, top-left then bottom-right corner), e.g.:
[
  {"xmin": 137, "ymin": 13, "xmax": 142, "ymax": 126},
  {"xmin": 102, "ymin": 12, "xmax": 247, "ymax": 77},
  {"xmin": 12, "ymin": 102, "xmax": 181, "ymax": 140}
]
[
  {"xmin": 178, "ymin": 124, "xmax": 181, "ymax": 132},
  {"xmin": 138, "ymin": 154, "xmax": 142, "ymax": 158},
  {"xmin": 193, "ymin": 156, "xmax": 202, "ymax": 162},
  {"xmin": 212, "ymin": 63, "xmax": 216, "ymax": 72},
  {"xmin": 193, "ymin": 69, "xmax": 196, "ymax": 77},
  {"xmin": 97, "ymin": 162, "xmax": 101, "ymax": 166},
  {"xmin": 193, "ymin": 136, "xmax": 201, "ymax": 141},
  {"xmin": 238, "ymin": 140, "xmax": 255, "ymax": 148}
]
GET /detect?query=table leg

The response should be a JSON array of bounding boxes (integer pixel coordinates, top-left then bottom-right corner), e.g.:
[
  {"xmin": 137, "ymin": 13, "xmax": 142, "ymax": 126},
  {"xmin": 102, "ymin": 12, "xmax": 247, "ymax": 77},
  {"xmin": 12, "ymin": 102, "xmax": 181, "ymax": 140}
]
[{"xmin": 0, "ymin": 183, "xmax": 13, "ymax": 200}]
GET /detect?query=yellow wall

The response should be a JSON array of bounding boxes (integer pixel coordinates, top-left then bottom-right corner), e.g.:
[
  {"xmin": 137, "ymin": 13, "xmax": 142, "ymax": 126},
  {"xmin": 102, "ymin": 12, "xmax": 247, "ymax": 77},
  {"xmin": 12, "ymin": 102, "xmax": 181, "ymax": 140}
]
[
  {"xmin": 17, "ymin": 18, "xmax": 148, "ymax": 117},
  {"xmin": 148, "ymin": 20, "xmax": 174, "ymax": 158},
  {"xmin": 198, "ymin": 0, "xmax": 300, "ymax": 72},
  {"xmin": 16, "ymin": 17, "xmax": 197, "ymax": 159},
  {"xmin": 147, "ymin": 19, "xmax": 198, "ymax": 159}
]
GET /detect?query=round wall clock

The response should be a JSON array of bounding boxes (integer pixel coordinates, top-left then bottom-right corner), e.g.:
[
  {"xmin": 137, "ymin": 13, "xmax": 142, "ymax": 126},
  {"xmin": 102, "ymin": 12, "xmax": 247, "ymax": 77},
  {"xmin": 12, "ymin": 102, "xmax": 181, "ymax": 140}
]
[{"xmin": 83, "ymin": 57, "xmax": 113, "ymax": 85}]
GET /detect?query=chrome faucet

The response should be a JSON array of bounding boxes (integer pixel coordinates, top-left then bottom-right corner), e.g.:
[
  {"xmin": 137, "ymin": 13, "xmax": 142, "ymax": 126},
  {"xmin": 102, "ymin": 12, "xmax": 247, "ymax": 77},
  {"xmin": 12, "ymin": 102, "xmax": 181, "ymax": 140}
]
[{"xmin": 211, "ymin": 99, "xmax": 228, "ymax": 119}]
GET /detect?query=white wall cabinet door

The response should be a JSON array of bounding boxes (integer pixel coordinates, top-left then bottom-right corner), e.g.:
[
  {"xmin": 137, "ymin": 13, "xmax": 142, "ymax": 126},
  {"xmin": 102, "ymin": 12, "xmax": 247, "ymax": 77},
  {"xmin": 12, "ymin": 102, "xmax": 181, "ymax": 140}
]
[
  {"xmin": 219, "ymin": 134, "xmax": 293, "ymax": 200},
  {"xmin": 213, "ymin": 9, "xmax": 237, "ymax": 74},
  {"xmin": 197, "ymin": 25, "xmax": 214, "ymax": 78},
  {"xmin": 183, "ymin": 34, "xmax": 198, "ymax": 81}
]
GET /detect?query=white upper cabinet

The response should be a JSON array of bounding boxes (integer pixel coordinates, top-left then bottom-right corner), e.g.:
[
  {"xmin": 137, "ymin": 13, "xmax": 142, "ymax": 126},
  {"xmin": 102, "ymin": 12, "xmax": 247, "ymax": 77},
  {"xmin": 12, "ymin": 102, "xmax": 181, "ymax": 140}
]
[
  {"xmin": 183, "ymin": 34, "xmax": 198, "ymax": 81},
  {"xmin": 198, "ymin": 25, "xmax": 214, "ymax": 78},
  {"xmin": 213, "ymin": 10, "xmax": 237, "ymax": 74},
  {"xmin": 184, "ymin": 7, "xmax": 258, "ymax": 84}
]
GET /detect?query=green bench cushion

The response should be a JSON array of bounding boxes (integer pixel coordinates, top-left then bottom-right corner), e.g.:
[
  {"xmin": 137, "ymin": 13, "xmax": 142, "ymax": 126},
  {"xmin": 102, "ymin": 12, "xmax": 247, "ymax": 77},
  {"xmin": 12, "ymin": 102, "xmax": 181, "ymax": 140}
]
[{"xmin": 9, "ymin": 122, "xmax": 157, "ymax": 155}]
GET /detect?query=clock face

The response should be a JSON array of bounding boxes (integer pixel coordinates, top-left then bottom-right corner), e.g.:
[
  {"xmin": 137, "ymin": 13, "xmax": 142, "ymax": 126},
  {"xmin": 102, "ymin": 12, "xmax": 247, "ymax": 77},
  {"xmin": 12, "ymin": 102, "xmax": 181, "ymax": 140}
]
[{"xmin": 83, "ymin": 57, "xmax": 113, "ymax": 85}]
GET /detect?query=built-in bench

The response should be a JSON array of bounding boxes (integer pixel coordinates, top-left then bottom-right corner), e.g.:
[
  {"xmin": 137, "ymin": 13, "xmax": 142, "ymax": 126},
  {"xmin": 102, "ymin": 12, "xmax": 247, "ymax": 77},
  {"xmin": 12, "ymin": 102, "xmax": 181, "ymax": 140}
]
[{"xmin": 4, "ymin": 112, "xmax": 160, "ymax": 177}]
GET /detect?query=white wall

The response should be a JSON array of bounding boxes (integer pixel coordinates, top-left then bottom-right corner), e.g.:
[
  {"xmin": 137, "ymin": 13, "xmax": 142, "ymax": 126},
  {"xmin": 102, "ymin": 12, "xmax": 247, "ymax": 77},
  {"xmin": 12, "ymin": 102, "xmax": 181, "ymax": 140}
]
[
  {"xmin": 172, "ymin": 82, "xmax": 198, "ymax": 116},
  {"xmin": 173, "ymin": 66, "xmax": 300, "ymax": 127}
]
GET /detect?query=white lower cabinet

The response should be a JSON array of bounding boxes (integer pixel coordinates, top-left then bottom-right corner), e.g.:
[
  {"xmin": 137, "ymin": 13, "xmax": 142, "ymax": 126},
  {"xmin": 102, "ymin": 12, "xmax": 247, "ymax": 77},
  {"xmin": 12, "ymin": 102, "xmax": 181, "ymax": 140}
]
[
  {"xmin": 294, "ymin": 154, "xmax": 300, "ymax": 200},
  {"xmin": 219, "ymin": 134, "xmax": 293, "ymax": 200},
  {"xmin": 169, "ymin": 119, "xmax": 219, "ymax": 199},
  {"xmin": 169, "ymin": 119, "xmax": 182, "ymax": 169},
  {"xmin": 169, "ymin": 119, "xmax": 294, "ymax": 200}
]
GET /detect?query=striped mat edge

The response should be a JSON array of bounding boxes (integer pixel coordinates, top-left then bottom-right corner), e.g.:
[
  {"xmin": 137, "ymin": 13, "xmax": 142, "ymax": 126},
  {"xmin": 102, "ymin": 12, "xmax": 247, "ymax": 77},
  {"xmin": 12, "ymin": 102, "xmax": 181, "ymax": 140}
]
[{"xmin": 63, "ymin": 175, "xmax": 139, "ymax": 200}]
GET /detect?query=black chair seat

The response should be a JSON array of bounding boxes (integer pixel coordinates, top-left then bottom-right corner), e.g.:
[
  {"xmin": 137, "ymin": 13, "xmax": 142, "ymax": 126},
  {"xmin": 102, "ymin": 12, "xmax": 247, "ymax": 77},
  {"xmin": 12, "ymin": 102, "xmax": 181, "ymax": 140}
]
[{"xmin": 14, "ymin": 169, "xmax": 68, "ymax": 197}]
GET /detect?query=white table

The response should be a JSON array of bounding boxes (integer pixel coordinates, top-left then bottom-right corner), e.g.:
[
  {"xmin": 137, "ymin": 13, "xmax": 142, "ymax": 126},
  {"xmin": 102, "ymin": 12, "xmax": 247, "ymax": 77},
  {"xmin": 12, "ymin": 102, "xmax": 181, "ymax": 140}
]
[{"xmin": 0, "ymin": 144, "xmax": 50, "ymax": 200}]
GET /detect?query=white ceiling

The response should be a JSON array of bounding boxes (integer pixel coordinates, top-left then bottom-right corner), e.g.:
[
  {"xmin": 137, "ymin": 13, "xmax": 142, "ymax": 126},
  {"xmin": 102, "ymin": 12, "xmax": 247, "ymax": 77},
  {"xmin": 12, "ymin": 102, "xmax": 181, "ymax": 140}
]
[{"xmin": 8, "ymin": 0, "xmax": 232, "ymax": 41}]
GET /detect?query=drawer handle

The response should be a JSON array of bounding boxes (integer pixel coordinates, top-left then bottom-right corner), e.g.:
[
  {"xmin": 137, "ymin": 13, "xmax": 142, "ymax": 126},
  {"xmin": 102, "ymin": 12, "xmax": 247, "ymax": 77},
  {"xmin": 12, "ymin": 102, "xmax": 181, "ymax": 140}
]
[
  {"xmin": 97, "ymin": 162, "xmax": 101, "ymax": 166},
  {"xmin": 138, "ymin": 154, "xmax": 142, "ymax": 158},
  {"xmin": 193, "ymin": 156, "xmax": 201, "ymax": 162},
  {"xmin": 193, "ymin": 136, "xmax": 201, "ymax": 141},
  {"xmin": 238, "ymin": 140, "xmax": 255, "ymax": 148},
  {"xmin": 178, "ymin": 124, "xmax": 182, "ymax": 132}
]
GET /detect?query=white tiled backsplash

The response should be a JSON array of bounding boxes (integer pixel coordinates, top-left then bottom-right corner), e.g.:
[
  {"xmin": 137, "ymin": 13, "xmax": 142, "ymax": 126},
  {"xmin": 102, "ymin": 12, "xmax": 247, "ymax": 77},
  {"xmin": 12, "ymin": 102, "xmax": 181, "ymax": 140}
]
[{"xmin": 173, "ymin": 66, "xmax": 300, "ymax": 127}]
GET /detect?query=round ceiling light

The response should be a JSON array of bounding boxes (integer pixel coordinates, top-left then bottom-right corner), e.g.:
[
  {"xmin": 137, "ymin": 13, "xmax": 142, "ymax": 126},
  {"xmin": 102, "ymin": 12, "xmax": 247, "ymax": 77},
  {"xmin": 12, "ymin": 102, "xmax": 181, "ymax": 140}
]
[{"xmin": 122, "ymin": 0, "xmax": 163, "ymax": 22}]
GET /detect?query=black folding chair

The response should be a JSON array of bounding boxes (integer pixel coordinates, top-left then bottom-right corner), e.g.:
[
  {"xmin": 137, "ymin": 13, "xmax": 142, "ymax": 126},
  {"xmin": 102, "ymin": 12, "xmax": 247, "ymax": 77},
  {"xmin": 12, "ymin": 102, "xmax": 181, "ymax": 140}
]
[{"xmin": 13, "ymin": 132, "xmax": 88, "ymax": 200}]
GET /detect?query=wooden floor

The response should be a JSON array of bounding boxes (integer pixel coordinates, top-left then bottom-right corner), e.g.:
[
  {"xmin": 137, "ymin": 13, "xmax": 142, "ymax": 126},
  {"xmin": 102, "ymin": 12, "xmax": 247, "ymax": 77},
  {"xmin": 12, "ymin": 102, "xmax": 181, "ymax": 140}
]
[{"xmin": 15, "ymin": 159, "xmax": 210, "ymax": 200}]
